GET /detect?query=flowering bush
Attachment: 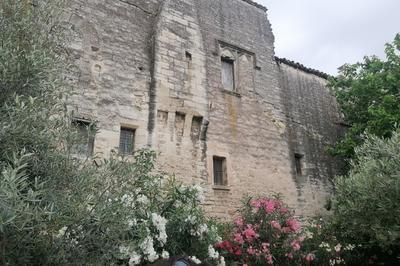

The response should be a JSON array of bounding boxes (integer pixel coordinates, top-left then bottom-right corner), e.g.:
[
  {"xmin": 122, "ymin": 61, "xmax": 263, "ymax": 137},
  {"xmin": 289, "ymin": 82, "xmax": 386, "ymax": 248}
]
[
  {"xmin": 47, "ymin": 150, "xmax": 224, "ymax": 265},
  {"xmin": 299, "ymin": 219, "xmax": 363, "ymax": 265},
  {"xmin": 216, "ymin": 196, "xmax": 314, "ymax": 265}
]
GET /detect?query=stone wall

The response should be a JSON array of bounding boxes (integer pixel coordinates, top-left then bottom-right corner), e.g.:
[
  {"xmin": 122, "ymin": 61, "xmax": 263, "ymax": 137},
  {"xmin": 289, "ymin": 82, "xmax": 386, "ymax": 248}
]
[
  {"xmin": 65, "ymin": 0, "xmax": 344, "ymax": 219},
  {"xmin": 277, "ymin": 59, "xmax": 345, "ymax": 215}
]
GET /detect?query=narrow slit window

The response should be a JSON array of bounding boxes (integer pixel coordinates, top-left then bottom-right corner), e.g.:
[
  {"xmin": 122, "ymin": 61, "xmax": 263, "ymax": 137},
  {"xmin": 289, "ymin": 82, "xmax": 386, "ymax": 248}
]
[
  {"xmin": 294, "ymin": 153, "xmax": 303, "ymax": 175},
  {"xmin": 213, "ymin": 156, "xmax": 227, "ymax": 186},
  {"xmin": 221, "ymin": 57, "xmax": 235, "ymax": 91},
  {"xmin": 119, "ymin": 127, "xmax": 136, "ymax": 155}
]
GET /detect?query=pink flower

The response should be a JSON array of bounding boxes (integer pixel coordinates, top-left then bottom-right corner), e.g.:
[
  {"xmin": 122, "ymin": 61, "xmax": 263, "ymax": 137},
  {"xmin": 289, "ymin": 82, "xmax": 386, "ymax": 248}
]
[
  {"xmin": 243, "ymin": 225, "xmax": 258, "ymax": 240},
  {"xmin": 305, "ymin": 253, "xmax": 315, "ymax": 263},
  {"xmin": 285, "ymin": 253, "xmax": 294, "ymax": 259},
  {"xmin": 264, "ymin": 200, "xmax": 276, "ymax": 213},
  {"xmin": 233, "ymin": 233, "xmax": 244, "ymax": 244},
  {"xmin": 291, "ymin": 240, "xmax": 301, "ymax": 251},
  {"xmin": 235, "ymin": 217, "xmax": 244, "ymax": 227},
  {"xmin": 247, "ymin": 246, "xmax": 256, "ymax": 255},
  {"xmin": 261, "ymin": 242, "xmax": 270, "ymax": 253},
  {"xmin": 270, "ymin": 220, "xmax": 281, "ymax": 230},
  {"xmin": 281, "ymin": 227, "xmax": 291, "ymax": 234},
  {"xmin": 280, "ymin": 207, "xmax": 289, "ymax": 214},
  {"xmin": 266, "ymin": 254, "xmax": 273, "ymax": 265},
  {"xmin": 250, "ymin": 199, "xmax": 262, "ymax": 208},
  {"xmin": 286, "ymin": 219, "xmax": 301, "ymax": 232}
]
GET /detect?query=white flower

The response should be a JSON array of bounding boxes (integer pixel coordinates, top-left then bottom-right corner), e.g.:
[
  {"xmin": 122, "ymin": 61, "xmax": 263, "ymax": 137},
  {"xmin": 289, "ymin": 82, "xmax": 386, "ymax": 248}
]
[
  {"xmin": 198, "ymin": 224, "xmax": 209, "ymax": 236},
  {"xmin": 185, "ymin": 215, "xmax": 196, "ymax": 225},
  {"xmin": 127, "ymin": 219, "xmax": 137, "ymax": 227},
  {"xmin": 319, "ymin": 242, "xmax": 330, "ymax": 248},
  {"xmin": 218, "ymin": 256, "xmax": 226, "ymax": 266},
  {"xmin": 121, "ymin": 194, "xmax": 135, "ymax": 208},
  {"xmin": 192, "ymin": 184, "xmax": 205, "ymax": 203},
  {"xmin": 55, "ymin": 226, "xmax": 68, "ymax": 238},
  {"xmin": 147, "ymin": 250, "xmax": 159, "ymax": 263},
  {"xmin": 344, "ymin": 244, "xmax": 355, "ymax": 251},
  {"xmin": 151, "ymin": 213, "xmax": 168, "ymax": 245},
  {"xmin": 334, "ymin": 243, "xmax": 342, "ymax": 252},
  {"xmin": 140, "ymin": 236, "xmax": 155, "ymax": 255},
  {"xmin": 128, "ymin": 252, "xmax": 141, "ymax": 266},
  {"xmin": 119, "ymin": 245, "xmax": 131, "ymax": 258},
  {"xmin": 137, "ymin": 194, "xmax": 150, "ymax": 205},
  {"xmin": 189, "ymin": 256, "xmax": 202, "ymax": 264},
  {"xmin": 161, "ymin": 250, "xmax": 170, "ymax": 259},
  {"xmin": 208, "ymin": 245, "xmax": 219, "ymax": 259}
]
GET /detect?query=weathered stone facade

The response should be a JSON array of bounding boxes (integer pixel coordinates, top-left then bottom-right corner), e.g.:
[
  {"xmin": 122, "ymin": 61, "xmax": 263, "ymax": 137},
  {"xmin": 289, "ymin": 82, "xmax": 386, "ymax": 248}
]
[{"xmin": 64, "ymin": 0, "xmax": 344, "ymax": 219}]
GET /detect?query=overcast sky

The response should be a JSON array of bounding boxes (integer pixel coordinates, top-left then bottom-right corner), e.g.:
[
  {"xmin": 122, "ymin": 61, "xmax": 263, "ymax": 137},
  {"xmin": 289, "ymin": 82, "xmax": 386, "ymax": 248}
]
[{"xmin": 256, "ymin": 0, "xmax": 400, "ymax": 75}]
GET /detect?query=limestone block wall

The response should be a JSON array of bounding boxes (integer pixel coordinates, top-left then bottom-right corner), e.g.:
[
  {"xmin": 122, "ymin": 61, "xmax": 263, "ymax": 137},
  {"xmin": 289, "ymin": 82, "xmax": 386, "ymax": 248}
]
[
  {"xmin": 65, "ymin": 0, "xmax": 344, "ymax": 220},
  {"xmin": 277, "ymin": 60, "xmax": 345, "ymax": 215},
  {"xmin": 64, "ymin": 0, "xmax": 163, "ymax": 157}
]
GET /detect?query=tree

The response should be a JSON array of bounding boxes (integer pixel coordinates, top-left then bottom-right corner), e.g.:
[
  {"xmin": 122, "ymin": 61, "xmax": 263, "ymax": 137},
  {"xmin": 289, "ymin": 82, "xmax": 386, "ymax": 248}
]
[
  {"xmin": 330, "ymin": 130, "xmax": 400, "ymax": 264},
  {"xmin": 329, "ymin": 34, "xmax": 400, "ymax": 161}
]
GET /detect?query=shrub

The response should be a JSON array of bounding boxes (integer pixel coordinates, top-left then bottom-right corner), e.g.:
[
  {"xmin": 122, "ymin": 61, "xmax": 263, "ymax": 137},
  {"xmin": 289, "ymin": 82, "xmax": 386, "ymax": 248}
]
[
  {"xmin": 215, "ymin": 196, "xmax": 314, "ymax": 265},
  {"xmin": 330, "ymin": 130, "xmax": 400, "ymax": 264}
]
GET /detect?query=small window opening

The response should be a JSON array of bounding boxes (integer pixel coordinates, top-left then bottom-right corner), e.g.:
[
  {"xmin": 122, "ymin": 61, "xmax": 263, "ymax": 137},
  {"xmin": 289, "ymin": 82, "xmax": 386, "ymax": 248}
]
[
  {"xmin": 221, "ymin": 57, "xmax": 235, "ymax": 91},
  {"xmin": 119, "ymin": 127, "xmax": 136, "ymax": 155},
  {"xmin": 72, "ymin": 119, "xmax": 95, "ymax": 156},
  {"xmin": 294, "ymin": 153, "xmax": 303, "ymax": 175},
  {"xmin": 213, "ymin": 156, "xmax": 227, "ymax": 186},
  {"xmin": 185, "ymin": 51, "xmax": 192, "ymax": 61}
]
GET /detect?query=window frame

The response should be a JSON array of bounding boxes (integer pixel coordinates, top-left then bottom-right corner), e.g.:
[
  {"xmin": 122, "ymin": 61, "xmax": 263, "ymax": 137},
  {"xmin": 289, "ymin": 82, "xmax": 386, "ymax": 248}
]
[
  {"xmin": 221, "ymin": 57, "xmax": 235, "ymax": 91},
  {"xmin": 119, "ymin": 127, "xmax": 136, "ymax": 155},
  {"xmin": 213, "ymin": 156, "xmax": 228, "ymax": 186},
  {"xmin": 71, "ymin": 118, "xmax": 95, "ymax": 157}
]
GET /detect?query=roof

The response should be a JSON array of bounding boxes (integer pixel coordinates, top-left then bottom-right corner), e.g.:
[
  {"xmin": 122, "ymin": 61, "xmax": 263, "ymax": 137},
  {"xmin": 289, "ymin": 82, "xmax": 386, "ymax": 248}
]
[
  {"xmin": 275, "ymin": 57, "xmax": 330, "ymax": 79},
  {"xmin": 240, "ymin": 0, "xmax": 268, "ymax": 12}
]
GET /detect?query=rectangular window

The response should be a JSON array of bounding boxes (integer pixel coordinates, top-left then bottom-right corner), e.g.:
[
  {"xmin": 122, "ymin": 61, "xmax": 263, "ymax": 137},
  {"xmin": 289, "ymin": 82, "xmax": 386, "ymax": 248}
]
[
  {"xmin": 221, "ymin": 57, "xmax": 235, "ymax": 91},
  {"xmin": 294, "ymin": 153, "xmax": 303, "ymax": 175},
  {"xmin": 213, "ymin": 156, "xmax": 227, "ymax": 186},
  {"xmin": 119, "ymin": 127, "xmax": 136, "ymax": 155},
  {"xmin": 72, "ymin": 119, "xmax": 95, "ymax": 156}
]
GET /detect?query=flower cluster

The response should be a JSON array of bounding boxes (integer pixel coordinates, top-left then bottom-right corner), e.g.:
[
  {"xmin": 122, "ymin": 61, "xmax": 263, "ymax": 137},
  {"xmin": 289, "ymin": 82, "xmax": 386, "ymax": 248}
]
[{"xmin": 216, "ymin": 196, "xmax": 315, "ymax": 265}]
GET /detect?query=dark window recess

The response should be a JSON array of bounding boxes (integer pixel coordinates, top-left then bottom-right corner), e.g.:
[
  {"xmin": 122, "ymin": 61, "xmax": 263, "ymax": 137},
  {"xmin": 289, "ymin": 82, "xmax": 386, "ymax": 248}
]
[
  {"xmin": 213, "ymin": 156, "xmax": 227, "ymax": 186},
  {"xmin": 175, "ymin": 112, "xmax": 186, "ymax": 138},
  {"xmin": 190, "ymin": 116, "xmax": 203, "ymax": 141},
  {"xmin": 185, "ymin": 51, "xmax": 192, "ymax": 61},
  {"xmin": 119, "ymin": 128, "xmax": 136, "ymax": 155},
  {"xmin": 72, "ymin": 119, "xmax": 95, "ymax": 156},
  {"xmin": 221, "ymin": 57, "xmax": 235, "ymax": 91},
  {"xmin": 294, "ymin": 154, "xmax": 303, "ymax": 175}
]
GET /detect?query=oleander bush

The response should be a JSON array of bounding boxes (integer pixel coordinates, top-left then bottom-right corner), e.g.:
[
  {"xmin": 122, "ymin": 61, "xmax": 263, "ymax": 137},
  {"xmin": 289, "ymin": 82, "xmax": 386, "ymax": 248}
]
[{"xmin": 215, "ymin": 196, "xmax": 314, "ymax": 265}]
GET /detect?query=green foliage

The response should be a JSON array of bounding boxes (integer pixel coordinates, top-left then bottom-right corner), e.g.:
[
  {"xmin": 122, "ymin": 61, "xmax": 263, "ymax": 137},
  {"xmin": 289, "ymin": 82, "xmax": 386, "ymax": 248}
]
[
  {"xmin": 329, "ymin": 34, "xmax": 400, "ymax": 160},
  {"xmin": 330, "ymin": 130, "xmax": 400, "ymax": 263},
  {"xmin": 0, "ymin": 0, "xmax": 65, "ymax": 103}
]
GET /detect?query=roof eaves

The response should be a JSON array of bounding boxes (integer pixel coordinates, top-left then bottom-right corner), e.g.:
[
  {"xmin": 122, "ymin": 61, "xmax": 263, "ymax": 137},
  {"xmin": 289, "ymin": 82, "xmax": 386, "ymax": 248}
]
[
  {"xmin": 275, "ymin": 57, "xmax": 330, "ymax": 79},
  {"xmin": 240, "ymin": 0, "xmax": 268, "ymax": 12}
]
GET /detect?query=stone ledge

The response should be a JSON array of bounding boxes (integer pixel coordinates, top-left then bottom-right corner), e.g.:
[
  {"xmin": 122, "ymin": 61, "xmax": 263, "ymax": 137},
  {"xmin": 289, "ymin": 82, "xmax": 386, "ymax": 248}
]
[
  {"xmin": 213, "ymin": 185, "xmax": 231, "ymax": 191},
  {"xmin": 222, "ymin": 89, "xmax": 241, "ymax": 98}
]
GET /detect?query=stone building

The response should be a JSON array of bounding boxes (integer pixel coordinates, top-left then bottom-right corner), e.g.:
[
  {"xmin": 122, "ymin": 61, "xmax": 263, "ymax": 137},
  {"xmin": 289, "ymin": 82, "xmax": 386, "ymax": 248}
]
[{"xmin": 64, "ymin": 0, "xmax": 344, "ymax": 219}]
